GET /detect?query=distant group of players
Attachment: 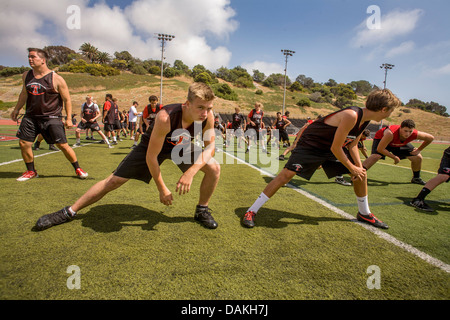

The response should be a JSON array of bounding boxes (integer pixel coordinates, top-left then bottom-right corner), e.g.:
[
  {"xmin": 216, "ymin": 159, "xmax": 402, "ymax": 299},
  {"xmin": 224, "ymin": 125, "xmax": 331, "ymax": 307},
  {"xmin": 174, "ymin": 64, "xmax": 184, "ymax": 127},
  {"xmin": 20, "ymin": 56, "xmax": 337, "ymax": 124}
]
[
  {"xmin": 9, "ymin": 48, "xmax": 449, "ymax": 233},
  {"xmin": 213, "ymin": 103, "xmax": 292, "ymax": 152}
]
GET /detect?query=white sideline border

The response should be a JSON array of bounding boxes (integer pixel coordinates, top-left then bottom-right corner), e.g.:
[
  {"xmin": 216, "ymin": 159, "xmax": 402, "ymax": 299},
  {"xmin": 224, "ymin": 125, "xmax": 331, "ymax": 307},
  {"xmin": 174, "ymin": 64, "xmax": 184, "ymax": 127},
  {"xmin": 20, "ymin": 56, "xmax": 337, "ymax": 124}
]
[{"xmin": 222, "ymin": 149, "xmax": 450, "ymax": 274}]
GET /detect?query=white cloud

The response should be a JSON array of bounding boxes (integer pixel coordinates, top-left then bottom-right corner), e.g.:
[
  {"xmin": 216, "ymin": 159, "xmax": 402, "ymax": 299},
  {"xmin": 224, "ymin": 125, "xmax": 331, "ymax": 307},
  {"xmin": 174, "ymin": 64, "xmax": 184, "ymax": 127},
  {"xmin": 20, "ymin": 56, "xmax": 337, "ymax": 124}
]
[
  {"xmin": 241, "ymin": 60, "xmax": 283, "ymax": 77},
  {"xmin": 428, "ymin": 63, "xmax": 450, "ymax": 76},
  {"xmin": 385, "ymin": 41, "xmax": 415, "ymax": 58},
  {"xmin": 351, "ymin": 9, "xmax": 423, "ymax": 48},
  {"xmin": 124, "ymin": 0, "xmax": 238, "ymax": 39},
  {"xmin": 0, "ymin": 0, "xmax": 238, "ymax": 70}
]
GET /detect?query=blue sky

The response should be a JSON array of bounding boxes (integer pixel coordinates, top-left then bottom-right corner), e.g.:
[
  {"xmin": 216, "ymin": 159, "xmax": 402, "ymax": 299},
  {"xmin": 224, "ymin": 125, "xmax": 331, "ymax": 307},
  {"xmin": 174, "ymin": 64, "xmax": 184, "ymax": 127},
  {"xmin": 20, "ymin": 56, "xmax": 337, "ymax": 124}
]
[{"xmin": 1, "ymin": 0, "xmax": 449, "ymax": 109}]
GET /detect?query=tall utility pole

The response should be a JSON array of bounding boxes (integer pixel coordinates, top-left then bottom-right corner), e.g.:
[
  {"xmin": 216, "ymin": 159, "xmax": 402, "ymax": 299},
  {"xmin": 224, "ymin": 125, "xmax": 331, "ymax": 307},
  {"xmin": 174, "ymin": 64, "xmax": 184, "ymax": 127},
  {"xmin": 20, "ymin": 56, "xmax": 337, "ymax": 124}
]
[
  {"xmin": 379, "ymin": 63, "xmax": 395, "ymax": 129},
  {"xmin": 380, "ymin": 63, "xmax": 394, "ymax": 89},
  {"xmin": 281, "ymin": 49, "xmax": 295, "ymax": 116},
  {"xmin": 157, "ymin": 34, "xmax": 175, "ymax": 104}
]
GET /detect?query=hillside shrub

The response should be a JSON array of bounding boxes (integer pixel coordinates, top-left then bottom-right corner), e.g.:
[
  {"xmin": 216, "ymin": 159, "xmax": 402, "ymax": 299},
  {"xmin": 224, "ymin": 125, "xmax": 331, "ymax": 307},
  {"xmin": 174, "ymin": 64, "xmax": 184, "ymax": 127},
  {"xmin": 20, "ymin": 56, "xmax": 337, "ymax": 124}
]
[{"xmin": 212, "ymin": 83, "xmax": 238, "ymax": 101}]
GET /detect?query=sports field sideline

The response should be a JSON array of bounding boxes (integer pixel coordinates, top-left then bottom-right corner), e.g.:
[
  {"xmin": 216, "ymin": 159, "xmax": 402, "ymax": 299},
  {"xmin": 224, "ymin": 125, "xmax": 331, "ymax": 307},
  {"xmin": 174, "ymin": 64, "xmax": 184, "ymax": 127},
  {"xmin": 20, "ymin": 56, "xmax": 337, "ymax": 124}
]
[{"xmin": 0, "ymin": 120, "xmax": 449, "ymax": 301}]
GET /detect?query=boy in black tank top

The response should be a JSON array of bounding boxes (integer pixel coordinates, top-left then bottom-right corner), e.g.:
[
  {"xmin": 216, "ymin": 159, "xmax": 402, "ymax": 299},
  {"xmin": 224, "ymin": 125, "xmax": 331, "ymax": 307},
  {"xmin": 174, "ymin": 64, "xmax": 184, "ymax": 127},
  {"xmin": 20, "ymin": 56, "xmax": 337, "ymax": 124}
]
[
  {"xmin": 11, "ymin": 48, "xmax": 88, "ymax": 181},
  {"xmin": 242, "ymin": 89, "xmax": 402, "ymax": 230},
  {"xmin": 35, "ymin": 83, "xmax": 221, "ymax": 231}
]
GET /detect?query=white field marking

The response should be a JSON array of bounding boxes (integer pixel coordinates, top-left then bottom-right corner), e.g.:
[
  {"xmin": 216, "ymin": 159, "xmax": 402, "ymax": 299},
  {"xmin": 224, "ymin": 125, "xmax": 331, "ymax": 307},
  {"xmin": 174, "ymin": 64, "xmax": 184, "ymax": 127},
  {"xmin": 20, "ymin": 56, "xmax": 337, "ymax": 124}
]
[
  {"xmin": 222, "ymin": 149, "xmax": 450, "ymax": 274},
  {"xmin": 377, "ymin": 161, "xmax": 436, "ymax": 174},
  {"xmin": 0, "ymin": 143, "xmax": 94, "ymax": 167}
]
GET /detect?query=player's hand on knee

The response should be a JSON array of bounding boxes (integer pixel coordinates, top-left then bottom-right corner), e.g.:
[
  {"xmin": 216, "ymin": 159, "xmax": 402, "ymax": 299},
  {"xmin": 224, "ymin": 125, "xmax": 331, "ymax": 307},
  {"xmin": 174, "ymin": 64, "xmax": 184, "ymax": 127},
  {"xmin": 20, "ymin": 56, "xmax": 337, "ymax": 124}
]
[{"xmin": 351, "ymin": 166, "xmax": 366, "ymax": 181}]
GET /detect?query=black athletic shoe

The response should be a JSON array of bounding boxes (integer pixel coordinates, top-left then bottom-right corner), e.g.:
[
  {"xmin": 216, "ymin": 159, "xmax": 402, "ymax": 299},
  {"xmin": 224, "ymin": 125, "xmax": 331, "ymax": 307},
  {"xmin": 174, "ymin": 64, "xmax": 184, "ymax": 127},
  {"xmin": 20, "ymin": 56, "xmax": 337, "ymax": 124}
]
[
  {"xmin": 411, "ymin": 177, "xmax": 426, "ymax": 185},
  {"xmin": 410, "ymin": 198, "xmax": 434, "ymax": 212},
  {"xmin": 34, "ymin": 206, "xmax": 73, "ymax": 231},
  {"xmin": 194, "ymin": 206, "xmax": 218, "ymax": 229},
  {"xmin": 356, "ymin": 212, "xmax": 389, "ymax": 229},
  {"xmin": 242, "ymin": 210, "xmax": 256, "ymax": 228}
]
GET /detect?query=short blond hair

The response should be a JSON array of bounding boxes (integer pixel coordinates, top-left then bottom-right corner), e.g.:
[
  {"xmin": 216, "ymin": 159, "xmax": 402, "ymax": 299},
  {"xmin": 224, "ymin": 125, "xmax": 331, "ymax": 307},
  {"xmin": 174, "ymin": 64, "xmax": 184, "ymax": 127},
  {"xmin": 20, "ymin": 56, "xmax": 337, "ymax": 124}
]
[
  {"xmin": 187, "ymin": 82, "xmax": 215, "ymax": 102},
  {"xmin": 366, "ymin": 89, "xmax": 402, "ymax": 112}
]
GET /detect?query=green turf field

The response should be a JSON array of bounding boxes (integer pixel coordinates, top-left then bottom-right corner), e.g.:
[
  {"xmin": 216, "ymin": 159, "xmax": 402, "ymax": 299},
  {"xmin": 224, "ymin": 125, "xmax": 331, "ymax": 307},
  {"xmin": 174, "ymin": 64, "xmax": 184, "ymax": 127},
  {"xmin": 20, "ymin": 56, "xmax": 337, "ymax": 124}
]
[{"xmin": 0, "ymin": 129, "xmax": 449, "ymax": 300}]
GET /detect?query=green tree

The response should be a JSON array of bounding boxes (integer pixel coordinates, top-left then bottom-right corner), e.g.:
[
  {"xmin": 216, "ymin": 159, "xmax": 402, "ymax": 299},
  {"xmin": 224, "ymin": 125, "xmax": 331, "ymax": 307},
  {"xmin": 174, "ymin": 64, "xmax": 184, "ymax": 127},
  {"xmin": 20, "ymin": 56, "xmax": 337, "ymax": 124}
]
[
  {"xmin": 252, "ymin": 69, "xmax": 266, "ymax": 83},
  {"xmin": 79, "ymin": 42, "xmax": 98, "ymax": 63},
  {"xmin": 349, "ymin": 80, "xmax": 374, "ymax": 96},
  {"xmin": 173, "ymin": 59, "xmax": 191, "ymax": 76},
  {"xmin": 96, "ymin": 51, "xmax": 112, "ymax": 64},
  {"xmin": 296, "ymin": 74, "xmax": 314, "ymax": 89},
  {"xmin": 43, "ymin": 45, "xmax": 76, "ymax": 66},
  {"xmin": 194, "ymin": 72, "xmax": 213, "ymax": 85}
]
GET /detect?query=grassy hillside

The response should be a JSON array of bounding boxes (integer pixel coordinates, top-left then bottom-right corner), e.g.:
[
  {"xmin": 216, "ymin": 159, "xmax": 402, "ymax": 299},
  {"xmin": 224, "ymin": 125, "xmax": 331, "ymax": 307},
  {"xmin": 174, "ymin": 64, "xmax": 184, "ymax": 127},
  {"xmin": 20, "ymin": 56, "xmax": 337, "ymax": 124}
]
[{"xmin": 1, "ymin": 72, "xmax": 449, "ymax": 140}]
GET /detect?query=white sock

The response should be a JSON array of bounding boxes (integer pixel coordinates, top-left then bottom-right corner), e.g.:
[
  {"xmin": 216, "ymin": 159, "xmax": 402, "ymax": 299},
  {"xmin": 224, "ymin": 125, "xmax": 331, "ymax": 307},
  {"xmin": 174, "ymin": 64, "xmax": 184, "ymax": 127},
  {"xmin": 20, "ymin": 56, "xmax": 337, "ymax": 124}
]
[
  {"xmin": 76, "ymin": 138, "xmax": 80, "ymax": 144},
  {"xmin": 357, "ymin": 195, "xmax": 371, "ymax": 215},
  {"xmin": 248, "ymin": 192, "xmax": 269, "ymax": 213},
  {"xmin": 67, "ymin": 206, "xmax": 77, "ymax": 217}
]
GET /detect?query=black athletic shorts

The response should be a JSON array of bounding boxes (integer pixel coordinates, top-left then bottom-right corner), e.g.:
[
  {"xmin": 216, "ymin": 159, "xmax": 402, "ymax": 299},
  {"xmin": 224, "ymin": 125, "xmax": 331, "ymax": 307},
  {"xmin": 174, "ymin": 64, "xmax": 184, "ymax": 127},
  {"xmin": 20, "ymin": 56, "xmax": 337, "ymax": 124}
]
[
  {"xmin": 16, "ymin": 116, "xmax": 67, "ymax": 144},
  {"xmin": 284, "ymin": 145, "xmax": 353, "ymax": 180},
  {"xmin": 128, "ymin": 122, "xmax": 137, "ymax": 131},
  {"xmin": 278, "ymin": 129, "xmax": 289, "ymax": 142},
  {"xmin": 104, "ymin": 123, "xmax": 116, "ymax": 132},
  {"xmin": 438, "ymin": 147, "xmax": 450, "ymax": 182},
  {"xmin": 113, "ymin": 142, "xmax": 203, "ymax": 184},
  {"xmin": 246, "ymin": 127, "xmax": 265, "ymax": 141},
  {"xmin": 371, "ymin": 139, "xmax": 415, "ymax": 160},
  {"xmin": 77, "ymin": 121, "xmax": 101, "ymax": 132},
  {"xmin": 114, "ymin": 120, "xmax": 121, "ymax": 130}
]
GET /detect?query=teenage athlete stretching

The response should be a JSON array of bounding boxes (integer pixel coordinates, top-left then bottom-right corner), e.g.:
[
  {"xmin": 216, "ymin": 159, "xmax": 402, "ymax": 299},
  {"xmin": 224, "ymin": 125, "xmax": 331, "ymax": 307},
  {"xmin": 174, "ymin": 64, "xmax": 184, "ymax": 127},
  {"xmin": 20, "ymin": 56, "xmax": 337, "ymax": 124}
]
[
  {"xmin": 242, "ymin": 89, "xmax": 402, "ymax": 229},
  {"xmin": 34, "ymin": 83, "xmax": 221, "ymax": 231}
]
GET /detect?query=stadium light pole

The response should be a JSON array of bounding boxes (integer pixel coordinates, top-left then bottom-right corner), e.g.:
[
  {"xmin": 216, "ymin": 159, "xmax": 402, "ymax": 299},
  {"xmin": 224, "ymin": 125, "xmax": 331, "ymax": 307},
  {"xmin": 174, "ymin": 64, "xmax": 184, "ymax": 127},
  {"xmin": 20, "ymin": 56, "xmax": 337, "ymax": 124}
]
[
  {"xmin": 157, "ymin": 33, "xmax": 175, "ymax": 105},
  {"xmin": 379, "ymin": 63, "xmax": 395, "ymax": 129},
  {"xmin": 281, "ymin": 49, "xmax": 295, "ymax": 116},
  {"xmin": 380, "ymin": 63, "xmax": 394, "ymax": 89}
]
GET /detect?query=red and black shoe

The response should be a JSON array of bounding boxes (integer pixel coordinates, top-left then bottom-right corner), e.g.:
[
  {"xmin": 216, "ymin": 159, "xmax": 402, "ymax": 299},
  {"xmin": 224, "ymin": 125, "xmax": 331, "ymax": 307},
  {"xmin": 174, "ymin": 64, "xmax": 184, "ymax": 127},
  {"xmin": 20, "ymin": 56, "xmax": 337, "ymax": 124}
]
[
  {"xmin": 75, "ymin": 168, "xmax": 88, "ymax": 179},
  {"xmin": 16, "ymin": 170, "xmax": 38, "ymax": 182},
  {"xmin": 357, "ymin": 212, "xmax": 389, "ymax": 229},
  {"xmin": 242, "ymin": 210, "xmax": 256, "ymax": 228}
]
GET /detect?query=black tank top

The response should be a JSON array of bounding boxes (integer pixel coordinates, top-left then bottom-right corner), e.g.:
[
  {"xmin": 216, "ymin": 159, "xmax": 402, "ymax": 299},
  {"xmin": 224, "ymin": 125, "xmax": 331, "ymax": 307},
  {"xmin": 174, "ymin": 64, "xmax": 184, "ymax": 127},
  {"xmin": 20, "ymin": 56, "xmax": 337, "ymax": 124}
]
[
  {"xmin": 103, "ymin": 100, "xmax": 116, "ymax": 124},
  {"xmin": 25, "ymin": 70, "xmax": 63, "ymax": 118},
  {"xmin": 298, "ymin": 106, "xmax": 370, "ymax": 151},
  {"xmin": 82, "ymin": 102, "xmax": 97, "ymax": 121},
  {"xmin": 275, "ymin": 119, "xmax": 286, "ymax": 130},
  {"xmin": 141, "ymin": 104, "xmax": 207, "ymax": 154},
  {"xmin": 249, "ymin": 109, "xmax": 263, "ymax": 128}
]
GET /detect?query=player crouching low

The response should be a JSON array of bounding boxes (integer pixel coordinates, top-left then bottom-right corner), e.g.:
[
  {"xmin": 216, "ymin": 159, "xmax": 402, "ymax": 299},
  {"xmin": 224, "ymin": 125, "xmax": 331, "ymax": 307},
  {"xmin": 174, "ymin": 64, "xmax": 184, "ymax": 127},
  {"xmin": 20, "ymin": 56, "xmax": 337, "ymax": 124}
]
[{"xmin": 242, "ymin": 89, "xmax": 402, "ymax": 230}]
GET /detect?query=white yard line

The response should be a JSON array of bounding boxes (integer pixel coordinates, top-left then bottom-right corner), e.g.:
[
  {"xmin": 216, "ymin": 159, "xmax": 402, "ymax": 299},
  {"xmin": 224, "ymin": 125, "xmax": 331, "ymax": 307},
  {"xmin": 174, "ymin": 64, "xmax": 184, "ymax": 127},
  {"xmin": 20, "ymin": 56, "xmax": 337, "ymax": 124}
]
[
  {"xmin": 222, "ymin": 149, "xmax": 450, "ymax": 273},
  {"xmin": 0, "ymin": 144, "xmax": 92, "ymax": 167}
]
